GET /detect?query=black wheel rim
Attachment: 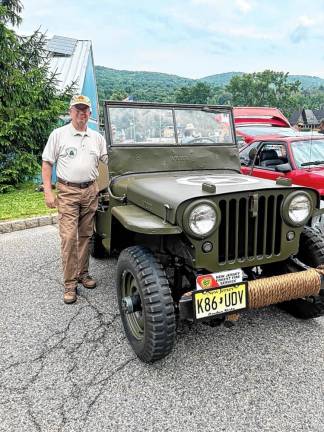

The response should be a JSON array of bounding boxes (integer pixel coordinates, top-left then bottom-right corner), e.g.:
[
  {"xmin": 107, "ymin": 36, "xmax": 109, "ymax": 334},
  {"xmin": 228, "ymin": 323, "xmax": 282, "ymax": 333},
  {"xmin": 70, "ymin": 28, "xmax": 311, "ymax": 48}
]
[{"xmin": 121, "ymin": 270, "xmax": 144, "ymax": 340}]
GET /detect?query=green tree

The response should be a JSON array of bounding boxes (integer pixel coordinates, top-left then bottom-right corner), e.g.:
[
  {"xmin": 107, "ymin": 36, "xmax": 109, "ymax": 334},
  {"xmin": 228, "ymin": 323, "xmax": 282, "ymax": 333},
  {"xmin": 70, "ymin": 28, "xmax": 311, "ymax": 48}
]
[
  {"xmin": 0, "ymin": 0, "xmax": 72, "ymax": 192},
  {"xmin": 301, "ymin": 87, "xmax": 324, "ymax": 110},
  {"xmin": 110, "ymin": 90, "xmax": 128, "ymax": 101},
  {"xmin": 175, "ymin": 82, "xmax": 213, "ymax": 104},
  {"xmin": 226, "ymin": 70, "xmax": 302, "ymax": 116}
]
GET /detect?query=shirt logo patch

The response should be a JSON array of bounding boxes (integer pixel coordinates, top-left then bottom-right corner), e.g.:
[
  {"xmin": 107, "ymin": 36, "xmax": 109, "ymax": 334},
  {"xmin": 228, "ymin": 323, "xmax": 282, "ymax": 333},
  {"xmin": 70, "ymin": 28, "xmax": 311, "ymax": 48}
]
[{"xmin": 66, "ymin": 147, "xmax": 77, "ymax": 159}]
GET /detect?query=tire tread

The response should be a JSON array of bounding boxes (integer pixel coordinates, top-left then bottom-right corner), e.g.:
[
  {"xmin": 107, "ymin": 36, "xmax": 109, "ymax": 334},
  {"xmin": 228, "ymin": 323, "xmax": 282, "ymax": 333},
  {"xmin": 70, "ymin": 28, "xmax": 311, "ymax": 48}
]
[{"xmin": 117, "ymin": 245, "xmax": 176, "ymax": 362}]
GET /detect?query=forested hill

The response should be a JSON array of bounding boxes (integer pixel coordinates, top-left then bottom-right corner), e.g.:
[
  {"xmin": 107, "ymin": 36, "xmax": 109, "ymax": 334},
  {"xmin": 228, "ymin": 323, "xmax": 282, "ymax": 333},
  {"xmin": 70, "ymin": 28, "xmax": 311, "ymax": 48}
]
[
  {"xmin": 201, "ymin": 72, "xmax": 324, "ymax": 89},
  {"xmin": 95, "ymin": 66, "xmax": 192, "ymax": 102},
  {"xmin": 199, "ymin": 72, "xmax": 244, "ymax": 86},
  {"xmin": 95, "ymin": 65, "xmax": 324, "ymax": 102}
]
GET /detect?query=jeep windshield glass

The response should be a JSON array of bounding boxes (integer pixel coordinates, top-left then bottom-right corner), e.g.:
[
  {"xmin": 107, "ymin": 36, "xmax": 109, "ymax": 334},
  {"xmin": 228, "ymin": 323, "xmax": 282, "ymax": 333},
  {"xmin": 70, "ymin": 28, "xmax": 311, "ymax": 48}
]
[
  {"xmin": 108, "ymin": 107, "xmax": 234, "ymax": 145},
  {"xmin": 291, "ymin": 139, "xmax": 324, "ymax": 168},
  {"xmin": 174, "ymin": 109, "xmax": 233, "ymax": 144}
]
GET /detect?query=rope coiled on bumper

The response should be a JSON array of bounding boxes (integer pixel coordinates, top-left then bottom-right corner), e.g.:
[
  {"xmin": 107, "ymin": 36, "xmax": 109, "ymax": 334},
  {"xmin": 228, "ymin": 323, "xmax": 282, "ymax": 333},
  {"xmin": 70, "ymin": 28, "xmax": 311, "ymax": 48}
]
[{"xmin": 248, "ymin": 268, "xmax": 322, "ymax": 309}]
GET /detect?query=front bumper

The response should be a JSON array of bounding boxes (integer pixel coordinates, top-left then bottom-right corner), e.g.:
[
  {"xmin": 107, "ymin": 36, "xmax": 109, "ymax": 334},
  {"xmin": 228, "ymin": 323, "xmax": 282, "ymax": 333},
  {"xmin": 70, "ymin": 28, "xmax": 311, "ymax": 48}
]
[{"xmin": 179, "ymin": 268, "xmax": 324, "ymax": 321}]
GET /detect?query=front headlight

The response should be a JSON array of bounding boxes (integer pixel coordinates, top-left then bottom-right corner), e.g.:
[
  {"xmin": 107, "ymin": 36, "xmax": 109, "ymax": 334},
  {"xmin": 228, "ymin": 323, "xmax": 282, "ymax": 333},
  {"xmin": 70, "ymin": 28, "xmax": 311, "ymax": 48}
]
[
  {"xmin": 284, "ymin": 193, "xmax": 312, "ymax": 226},
  {"xmin": 188, "ymin": 204, "xmax": 217, "ymax": 237}
]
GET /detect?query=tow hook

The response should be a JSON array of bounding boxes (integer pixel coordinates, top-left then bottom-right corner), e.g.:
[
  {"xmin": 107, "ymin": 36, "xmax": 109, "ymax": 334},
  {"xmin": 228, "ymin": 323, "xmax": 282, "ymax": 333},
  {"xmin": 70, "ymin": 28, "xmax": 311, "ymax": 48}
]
[{"xmin": 121, "ymin": 295, "xmax": 142, "ymax": 314}]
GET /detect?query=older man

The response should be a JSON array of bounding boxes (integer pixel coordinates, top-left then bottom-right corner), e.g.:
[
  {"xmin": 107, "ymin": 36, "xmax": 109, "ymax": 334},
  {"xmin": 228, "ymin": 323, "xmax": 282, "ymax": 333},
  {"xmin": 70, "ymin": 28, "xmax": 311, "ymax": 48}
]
[{"xmin": 42, "ymin": 95, "xmax": 108, "ymax": 304}]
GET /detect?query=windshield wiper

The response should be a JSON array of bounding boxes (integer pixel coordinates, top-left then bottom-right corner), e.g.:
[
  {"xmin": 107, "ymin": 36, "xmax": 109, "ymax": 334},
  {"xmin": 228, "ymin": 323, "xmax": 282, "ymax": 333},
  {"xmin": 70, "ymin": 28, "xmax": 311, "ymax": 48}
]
[{"xmin": 301, "ymin": 160, "xmax": 324, "ymax": 166}]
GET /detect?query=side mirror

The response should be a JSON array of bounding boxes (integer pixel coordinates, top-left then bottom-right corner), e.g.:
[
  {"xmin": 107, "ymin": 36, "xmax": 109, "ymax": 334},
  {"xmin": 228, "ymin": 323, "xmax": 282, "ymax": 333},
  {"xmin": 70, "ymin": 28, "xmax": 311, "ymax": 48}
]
[{"xmin": 275, "ymin": 163, "xmax": 292, "ymax": 173}]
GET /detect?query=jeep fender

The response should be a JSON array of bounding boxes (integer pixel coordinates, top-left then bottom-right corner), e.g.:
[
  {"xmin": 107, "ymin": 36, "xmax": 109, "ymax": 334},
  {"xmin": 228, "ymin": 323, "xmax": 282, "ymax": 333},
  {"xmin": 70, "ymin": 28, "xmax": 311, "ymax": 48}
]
[{"xmin": 112, "ymin": 205, "xmax": 182, "ymax": 235}]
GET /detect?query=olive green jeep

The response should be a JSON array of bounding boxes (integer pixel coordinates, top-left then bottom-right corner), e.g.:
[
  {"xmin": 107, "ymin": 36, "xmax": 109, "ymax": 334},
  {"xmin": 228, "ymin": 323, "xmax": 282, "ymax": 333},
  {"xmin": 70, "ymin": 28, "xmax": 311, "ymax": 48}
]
[{"xmin": 93, "ymin": 101, "xmax": 324, "ymax": 363}]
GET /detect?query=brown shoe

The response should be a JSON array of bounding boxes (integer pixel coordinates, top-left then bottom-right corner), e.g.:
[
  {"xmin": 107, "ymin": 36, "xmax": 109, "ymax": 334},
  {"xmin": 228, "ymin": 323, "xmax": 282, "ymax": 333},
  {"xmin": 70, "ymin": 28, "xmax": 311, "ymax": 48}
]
[
  {"xmin": 78, "ymin": 275, "xmax": 96, "ymax": 289},
  {"xmin": 64, "ymin": 286, "xmax": 77, "ymax": 304}
]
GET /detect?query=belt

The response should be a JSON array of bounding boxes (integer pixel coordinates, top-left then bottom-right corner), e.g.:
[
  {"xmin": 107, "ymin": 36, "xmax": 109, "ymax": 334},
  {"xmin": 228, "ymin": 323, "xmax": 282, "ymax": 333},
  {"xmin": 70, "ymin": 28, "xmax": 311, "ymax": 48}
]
[{"xmin": 57, "ymin": 177, "xmax": 94, "ymax": 189}]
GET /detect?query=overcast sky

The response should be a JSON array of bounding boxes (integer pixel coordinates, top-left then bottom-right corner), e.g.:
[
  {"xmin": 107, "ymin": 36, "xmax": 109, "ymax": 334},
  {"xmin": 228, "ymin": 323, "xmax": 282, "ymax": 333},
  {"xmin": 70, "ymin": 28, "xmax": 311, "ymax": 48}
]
[{"xmin": 18, "ymin": 0, "xmax": 324, "ymax": 79}]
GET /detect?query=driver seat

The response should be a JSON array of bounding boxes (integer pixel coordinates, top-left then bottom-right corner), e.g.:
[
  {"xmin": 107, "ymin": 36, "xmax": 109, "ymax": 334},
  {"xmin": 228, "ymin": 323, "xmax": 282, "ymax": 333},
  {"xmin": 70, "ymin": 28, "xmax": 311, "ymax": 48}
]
[{"xmin": 260, "ymin": 149, "xmax": 284, "ymax": 167}]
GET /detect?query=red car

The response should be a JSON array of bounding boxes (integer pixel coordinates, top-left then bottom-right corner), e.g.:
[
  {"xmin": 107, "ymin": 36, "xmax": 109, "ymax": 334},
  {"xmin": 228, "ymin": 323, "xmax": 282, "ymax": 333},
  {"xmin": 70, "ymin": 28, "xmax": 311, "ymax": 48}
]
[
  {"xmin": 234, "ymin": 107, "xmax": 324, "ymax": 198},
  {"xmin": 234, "ymin": 106, "xmax": 293, "ymax": 147},
  {"xmin": 239, "ymin": 133, "xmax": 324, "ymax": 197}
]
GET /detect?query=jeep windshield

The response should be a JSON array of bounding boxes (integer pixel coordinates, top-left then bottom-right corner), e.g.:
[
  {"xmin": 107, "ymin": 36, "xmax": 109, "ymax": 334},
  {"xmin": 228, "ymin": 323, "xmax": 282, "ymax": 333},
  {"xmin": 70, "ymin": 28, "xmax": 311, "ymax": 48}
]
[
  {"xmin": 291, "ymin": 139, "xmax": 324, "ymax": 168},
  {"xmin": 106, "ymin": 104, "xmax": 234, "ymax": 146}
]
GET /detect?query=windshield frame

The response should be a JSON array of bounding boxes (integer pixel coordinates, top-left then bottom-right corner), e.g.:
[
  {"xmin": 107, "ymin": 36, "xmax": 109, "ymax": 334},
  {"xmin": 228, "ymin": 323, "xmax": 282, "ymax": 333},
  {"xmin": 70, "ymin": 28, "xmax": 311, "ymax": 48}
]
[{"xmin": 104, "ymin": 101, "xmax": 236, "ymax": 148}]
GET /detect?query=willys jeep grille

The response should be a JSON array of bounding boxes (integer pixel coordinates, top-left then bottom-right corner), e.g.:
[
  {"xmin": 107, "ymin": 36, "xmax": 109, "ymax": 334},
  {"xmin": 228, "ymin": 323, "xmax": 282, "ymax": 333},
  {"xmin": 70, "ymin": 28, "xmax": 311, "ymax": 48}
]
[{"xmin": 217, "ymin": 193, "xmax": 283, "ymax": 264}]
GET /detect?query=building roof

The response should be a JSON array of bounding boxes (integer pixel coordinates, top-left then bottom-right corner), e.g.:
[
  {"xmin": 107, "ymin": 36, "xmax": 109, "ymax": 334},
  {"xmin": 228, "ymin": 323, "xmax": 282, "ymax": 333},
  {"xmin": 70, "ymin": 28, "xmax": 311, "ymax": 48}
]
[
  {"xmin": 290, "ymin": 108, "xmax": 324, "ymax": 126},
  {"xmin": 303, "ymin": 109, "xmax": 318, "ymax": 125},
  {"xmin": 47, "ymin": 35, "xmax": 92, "ymax": 93},
  {"xmin": 290, "ymin": 111, "xmax": 302, "ymax": 125},
  {"xmin": 314, "ymin": 109, "xmax": 324, "ymax": 122}
]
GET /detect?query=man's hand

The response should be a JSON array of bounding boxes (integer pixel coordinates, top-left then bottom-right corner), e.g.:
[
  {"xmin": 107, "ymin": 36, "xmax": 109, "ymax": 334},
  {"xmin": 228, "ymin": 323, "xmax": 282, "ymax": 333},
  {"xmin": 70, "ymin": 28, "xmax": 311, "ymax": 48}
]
[
  {"xmin": 44, "ymin": 190, "xmax": 57, "ymax": 208},
  {"xmin": 42, "ymin": 161, "xmax": 57, "ymax": 208}
]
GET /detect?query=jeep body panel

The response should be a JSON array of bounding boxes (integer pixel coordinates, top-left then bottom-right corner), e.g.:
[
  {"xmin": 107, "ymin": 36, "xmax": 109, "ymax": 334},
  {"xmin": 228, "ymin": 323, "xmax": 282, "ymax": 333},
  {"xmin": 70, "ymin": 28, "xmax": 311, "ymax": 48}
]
[
  {"xmin": 111, "ymin": 169, "xmax": 317, "ymax": 225},
  {"xmin": 112, "ymin": 205, "xmax": 182, "ymax": 234},
  {"xmin": 107, "ymin": 144, "xmax": 240, "ymax": 178},
  {"xmin": 175, "ymin": 187, "xmax": 318, "ymax": 272}
]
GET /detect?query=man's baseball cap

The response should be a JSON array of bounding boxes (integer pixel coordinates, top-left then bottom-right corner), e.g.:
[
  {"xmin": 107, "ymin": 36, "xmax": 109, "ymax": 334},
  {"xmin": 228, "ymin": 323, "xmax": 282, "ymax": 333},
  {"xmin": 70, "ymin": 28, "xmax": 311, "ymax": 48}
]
[{"xmin": 70, "ymin": 95, "xmax": 92, "ymax": 110}]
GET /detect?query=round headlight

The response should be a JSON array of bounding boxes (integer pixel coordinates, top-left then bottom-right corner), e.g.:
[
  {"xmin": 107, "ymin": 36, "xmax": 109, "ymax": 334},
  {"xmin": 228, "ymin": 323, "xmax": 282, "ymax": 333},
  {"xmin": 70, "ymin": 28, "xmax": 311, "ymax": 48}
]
[
  {"xmin": 188, "ymin": 204, "xmax": 217, "ymax": 237},
  {"xmin": 287, "ymin": 193, "xmax": 312, "ymax": 226}
]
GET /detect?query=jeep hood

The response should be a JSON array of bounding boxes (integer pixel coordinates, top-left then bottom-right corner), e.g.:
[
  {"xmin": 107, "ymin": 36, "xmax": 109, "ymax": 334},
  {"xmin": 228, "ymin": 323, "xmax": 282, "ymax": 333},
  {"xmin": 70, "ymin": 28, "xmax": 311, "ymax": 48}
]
[{"xmin": 111, "ymin": 170, "xmax": 304, "ymax": 224}]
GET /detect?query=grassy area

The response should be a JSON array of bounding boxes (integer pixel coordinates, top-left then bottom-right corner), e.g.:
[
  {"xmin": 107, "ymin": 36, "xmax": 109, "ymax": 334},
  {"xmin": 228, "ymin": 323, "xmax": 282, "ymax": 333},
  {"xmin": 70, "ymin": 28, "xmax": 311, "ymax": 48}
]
[{"xmin": 0, "ymin": 183, "xmax": 57, "ymax": 222}]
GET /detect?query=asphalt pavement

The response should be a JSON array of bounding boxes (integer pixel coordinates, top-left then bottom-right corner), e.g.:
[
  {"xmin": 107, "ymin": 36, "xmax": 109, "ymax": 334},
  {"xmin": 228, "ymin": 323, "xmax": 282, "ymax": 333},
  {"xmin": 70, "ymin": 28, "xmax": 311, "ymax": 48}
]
[{"xmin": 0, "ymin": 225, "xmax": 324, "ymax": 432}]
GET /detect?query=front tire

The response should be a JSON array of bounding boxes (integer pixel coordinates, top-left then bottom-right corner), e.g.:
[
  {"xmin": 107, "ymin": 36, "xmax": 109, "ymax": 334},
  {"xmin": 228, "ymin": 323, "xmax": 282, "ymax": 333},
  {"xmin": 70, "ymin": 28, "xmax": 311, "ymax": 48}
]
[
  {"xmin": 296, "ymin": 226, "xmax": 324, "ymax": 267},
  {"xmin": 280, "ymin": 226, "xmax": 324, "ymax": 319},
  {"xmin": 116, "ymin": 246, "xmax": 176, "ymax": 363}
]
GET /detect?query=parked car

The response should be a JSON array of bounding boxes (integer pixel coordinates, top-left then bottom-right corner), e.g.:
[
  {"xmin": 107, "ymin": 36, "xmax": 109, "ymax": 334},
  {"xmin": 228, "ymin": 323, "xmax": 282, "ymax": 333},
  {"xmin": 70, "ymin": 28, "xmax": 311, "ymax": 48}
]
[
  {"xmin": 235, "ymin": 106, "xmax": 324, "ymax": 223},
  {"xmin": 239, "ymin": 133, "xmax": 324, "ymax": 194},
  {"xmin": 93, "ymin": 101, "xmax": 324, "ymax": 362},
  {"xmin": 234, "ymin": 106, "xmax": 292, "ymax": 147}
]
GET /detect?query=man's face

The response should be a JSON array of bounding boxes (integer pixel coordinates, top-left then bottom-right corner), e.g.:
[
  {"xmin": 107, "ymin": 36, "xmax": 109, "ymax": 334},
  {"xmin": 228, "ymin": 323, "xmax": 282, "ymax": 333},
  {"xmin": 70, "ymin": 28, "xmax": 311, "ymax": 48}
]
[{"xmin": 70, "ymin": 104, "xmax": 91, "ymax": 129}]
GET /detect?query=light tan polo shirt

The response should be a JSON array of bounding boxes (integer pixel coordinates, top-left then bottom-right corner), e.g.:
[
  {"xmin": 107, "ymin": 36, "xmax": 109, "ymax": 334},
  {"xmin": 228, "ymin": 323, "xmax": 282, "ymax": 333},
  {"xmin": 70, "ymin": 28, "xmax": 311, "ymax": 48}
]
[{"xmin": 42, "ymin": 123, "xmax": 108, "ymax": 183}]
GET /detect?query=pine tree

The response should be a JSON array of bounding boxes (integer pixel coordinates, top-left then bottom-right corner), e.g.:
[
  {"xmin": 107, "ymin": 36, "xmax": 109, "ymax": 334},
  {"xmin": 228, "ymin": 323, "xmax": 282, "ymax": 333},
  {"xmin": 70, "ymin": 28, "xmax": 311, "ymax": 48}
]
[{"xmin": 0, "ymin": 0, "xmax": 72, "ymax": 192}]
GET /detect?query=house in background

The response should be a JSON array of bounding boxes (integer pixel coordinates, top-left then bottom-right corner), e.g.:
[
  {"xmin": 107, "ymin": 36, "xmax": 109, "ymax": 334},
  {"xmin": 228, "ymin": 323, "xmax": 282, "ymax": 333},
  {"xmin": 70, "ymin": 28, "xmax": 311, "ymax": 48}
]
[
  {"xmin": 290, "ymin": 108, "xmax": 324, "ymax": 130},
  {"xmin": 47, "ymin": 35, "xmax": 99, "ymax": 131}
]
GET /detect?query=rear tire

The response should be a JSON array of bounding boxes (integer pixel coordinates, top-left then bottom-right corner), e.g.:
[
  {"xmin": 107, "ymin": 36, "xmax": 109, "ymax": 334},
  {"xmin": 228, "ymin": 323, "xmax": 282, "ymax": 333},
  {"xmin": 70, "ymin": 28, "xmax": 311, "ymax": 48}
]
[
  {"xmin": 116, "ymin": 246, "xmax": 176, "ymax": 363},
  {"xmin": 89, "ymin": 232, "xmax": 106, "ymax": 259}
]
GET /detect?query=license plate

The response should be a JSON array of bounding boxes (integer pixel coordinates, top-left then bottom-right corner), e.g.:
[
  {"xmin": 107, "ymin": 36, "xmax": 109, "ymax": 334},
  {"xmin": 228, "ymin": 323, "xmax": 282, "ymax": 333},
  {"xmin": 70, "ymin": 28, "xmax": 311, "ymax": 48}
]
[{"xmin": 193, "ymin": 282, "xmax": 248, "ymax": 320}]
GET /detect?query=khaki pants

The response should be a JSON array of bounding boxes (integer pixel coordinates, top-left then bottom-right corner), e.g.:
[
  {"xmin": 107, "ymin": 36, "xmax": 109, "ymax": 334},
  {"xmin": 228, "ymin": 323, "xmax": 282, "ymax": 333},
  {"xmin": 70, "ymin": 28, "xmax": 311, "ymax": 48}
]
[{"xmin": 57, "ymin": 182, "xmax": 99, "ymax": 287}]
